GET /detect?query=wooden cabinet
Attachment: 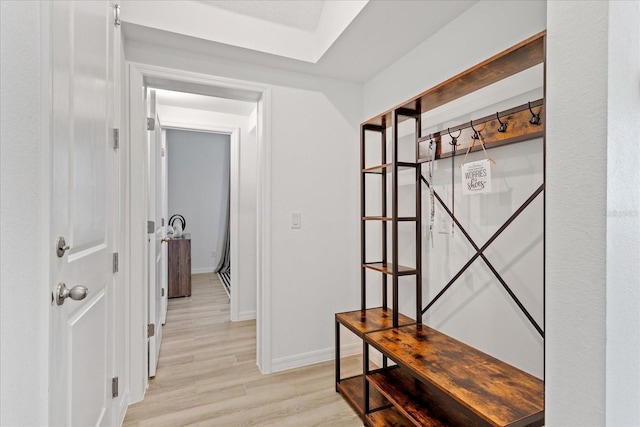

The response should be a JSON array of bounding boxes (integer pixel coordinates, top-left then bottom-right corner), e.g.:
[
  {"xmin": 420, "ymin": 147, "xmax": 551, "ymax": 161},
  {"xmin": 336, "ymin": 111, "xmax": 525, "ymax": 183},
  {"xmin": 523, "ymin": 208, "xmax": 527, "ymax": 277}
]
[{"xmin": 168, "ymin": 234, "xmax": 191, "ymax": 298}]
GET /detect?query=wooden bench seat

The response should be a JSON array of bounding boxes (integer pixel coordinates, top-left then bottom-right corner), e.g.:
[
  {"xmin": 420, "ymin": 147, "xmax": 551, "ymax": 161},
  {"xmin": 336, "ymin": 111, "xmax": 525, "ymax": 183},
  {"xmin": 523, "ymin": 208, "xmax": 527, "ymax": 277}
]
[{"xmin": 365, "ymin": 324, "xmax": 544, "ymax": 427}]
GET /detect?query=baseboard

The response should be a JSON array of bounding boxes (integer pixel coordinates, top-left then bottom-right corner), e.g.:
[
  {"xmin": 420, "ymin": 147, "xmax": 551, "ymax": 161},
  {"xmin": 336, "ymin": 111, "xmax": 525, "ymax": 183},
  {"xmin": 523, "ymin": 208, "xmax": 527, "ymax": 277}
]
[
  {"xmin": 271, "ymin": 342, "xmax": 360, "ymax": 373},
  {"xmin": 191, "ymin": 268, "xmax": 214, "ymax": 275},
  {"xmin": 237, "ymin": 310, "xmax": 256, "ymax": 321}
]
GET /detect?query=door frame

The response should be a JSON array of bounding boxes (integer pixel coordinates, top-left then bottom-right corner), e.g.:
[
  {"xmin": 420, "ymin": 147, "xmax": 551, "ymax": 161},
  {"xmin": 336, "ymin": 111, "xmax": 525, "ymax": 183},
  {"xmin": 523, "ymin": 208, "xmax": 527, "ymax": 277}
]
[{"xmin": 126, "ymin": 62, "xmax": 273, "ymax": 403}]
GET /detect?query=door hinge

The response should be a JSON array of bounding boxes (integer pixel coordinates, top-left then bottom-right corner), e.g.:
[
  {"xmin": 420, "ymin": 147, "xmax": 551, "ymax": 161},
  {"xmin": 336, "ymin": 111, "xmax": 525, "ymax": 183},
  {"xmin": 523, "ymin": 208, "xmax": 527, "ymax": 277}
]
[
  {"xmin": 161, "ymin": 218, "xmax": 165, "ymax": 226},
  {"xmin": 114, "ymin": 4, "xmax": 121, "ymax": 27},
  {"xmin": 148, "ymin": 323, "xmax": 155, "ymax": 338},
  {"xmin": 113, "ymin": 128, "xmax": 119, "ymax": 150},
  {"xmin": 147, "ymin": 117, "xmax": 155, "ymax": 131},
  {"xmin": 147, "ymin": 220, "xmax": 155, "ymax": 234},
  {"xmin": 112, "ymin": 252, "xmax": 119, "ymax": 273},
  {"xmin": 112, "ymin": 376, "xmax": 119, "ymax": 398},
  {"xmin": 161, "ymin": 288, "xmax": 165, "ymax": 297}
]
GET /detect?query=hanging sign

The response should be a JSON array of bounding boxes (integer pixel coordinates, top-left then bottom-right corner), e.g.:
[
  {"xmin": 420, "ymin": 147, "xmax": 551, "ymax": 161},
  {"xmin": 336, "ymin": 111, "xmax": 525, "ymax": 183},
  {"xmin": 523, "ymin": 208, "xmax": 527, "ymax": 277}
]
[{"xmin": 461, "ymin": 159, "xmax": 492, "ymax": 195}]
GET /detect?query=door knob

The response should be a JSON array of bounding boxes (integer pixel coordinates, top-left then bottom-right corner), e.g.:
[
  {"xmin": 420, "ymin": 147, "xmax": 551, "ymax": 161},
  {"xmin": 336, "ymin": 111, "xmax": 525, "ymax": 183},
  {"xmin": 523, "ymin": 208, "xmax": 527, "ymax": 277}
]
[
  {"xmin": 162, "ymin": 237, "xmax": 171, "ymax": 243},
  {"xmin": 54, "ymin": 282, "xmax": 89, "ymax": 306}
]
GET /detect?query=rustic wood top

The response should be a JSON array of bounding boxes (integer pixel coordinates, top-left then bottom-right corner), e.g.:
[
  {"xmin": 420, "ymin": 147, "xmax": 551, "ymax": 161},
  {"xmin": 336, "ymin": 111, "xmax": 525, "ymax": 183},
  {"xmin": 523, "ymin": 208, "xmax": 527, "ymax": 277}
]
[
  {"xmin": 336, "ymin": 308, "xmax": 414, "ymax": 337},
  {"xmin": 365, "ymin": 324, "xmax": 544, "ymax": 427}
]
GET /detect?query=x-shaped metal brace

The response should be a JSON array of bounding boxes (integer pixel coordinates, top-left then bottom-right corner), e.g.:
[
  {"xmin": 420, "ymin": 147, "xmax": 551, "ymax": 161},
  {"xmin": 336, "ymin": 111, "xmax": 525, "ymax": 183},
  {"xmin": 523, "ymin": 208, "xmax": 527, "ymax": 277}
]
[{"xmin": 421, "ymin": 175, "xmax": 544, "ymax": 337}]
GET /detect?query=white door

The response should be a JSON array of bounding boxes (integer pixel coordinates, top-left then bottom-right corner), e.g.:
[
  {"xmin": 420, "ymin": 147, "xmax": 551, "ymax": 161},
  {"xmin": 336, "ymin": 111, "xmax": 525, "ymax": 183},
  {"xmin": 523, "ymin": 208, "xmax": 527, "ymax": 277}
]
[
  {"xmin": 147, "ymin": 90, "xmax": 164, "ymax": 377},
  {"xmin": 50, "ymin": 1, "xmax": 116, "ymax": 426}
]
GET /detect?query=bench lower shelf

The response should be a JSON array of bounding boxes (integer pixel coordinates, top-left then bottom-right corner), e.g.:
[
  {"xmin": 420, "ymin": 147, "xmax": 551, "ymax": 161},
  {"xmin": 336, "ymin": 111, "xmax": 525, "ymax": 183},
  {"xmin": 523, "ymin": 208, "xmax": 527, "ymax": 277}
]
[{"xmin": 336, "ymin": 375, "xmax": 388, "ymax": 420}]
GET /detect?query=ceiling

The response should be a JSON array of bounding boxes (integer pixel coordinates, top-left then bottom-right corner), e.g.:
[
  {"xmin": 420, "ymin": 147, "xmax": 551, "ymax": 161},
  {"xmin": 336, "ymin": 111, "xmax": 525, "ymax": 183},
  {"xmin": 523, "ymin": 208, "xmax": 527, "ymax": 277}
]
[
  {"xmin": 123, "ymin": 1, "xmax": 479, "ymax": 117},
  {"xmin": 121, "ymin": 0, "xmax": 478, "ymax": 83},
  {"xmin": 196, "ymin": 0, "xmax": 327, "ymax": 32}
]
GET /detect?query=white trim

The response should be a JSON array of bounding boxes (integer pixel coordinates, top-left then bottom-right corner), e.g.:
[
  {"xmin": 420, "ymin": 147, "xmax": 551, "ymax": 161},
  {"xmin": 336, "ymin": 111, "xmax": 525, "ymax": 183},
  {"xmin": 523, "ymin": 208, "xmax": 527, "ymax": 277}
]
[
  {"xmin": 125, "ymin": 63, "xmax": 273, "ymax": 387},
  {"xmin": 229, "ymin": 128, "xmax": 241, "ymax": 322},
  {"xmin": 256, "ymin": 89, "xmax": 272, "ymax": 374},
  {"xmin": 41, "ymin": 2, "xmax": 52, "ymax": 423},
  {"xmin": 271, "ymin": 343, "xmax": 361, "ymax": 373},
  {"xmin": 127, "ymin": 63, "xmax": 149, "ymax": 403},
  {"xmin": 238, "ymin": 310, "xmax": 257, "ymax": 321}
]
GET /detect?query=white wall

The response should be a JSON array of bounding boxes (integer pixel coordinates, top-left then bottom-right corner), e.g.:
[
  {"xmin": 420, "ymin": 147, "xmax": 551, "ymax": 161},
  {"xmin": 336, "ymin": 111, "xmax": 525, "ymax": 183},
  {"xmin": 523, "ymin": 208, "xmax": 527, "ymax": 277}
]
[
  {"xmin": 606, "ymin": 2, "xmax": 640, "ymax": 424},
  {"xmin": 546, "ymin": 2, "xmax": 608, "ymax": 425},
  {"xmin": 0, "ymin": 2, "xmax": 50, "ymax": 425},
  {"xmin": 166, "ymin": 129, "xmax": 230, "ymax": 273},
  {"xmin": 126, "ymin": 42, "xmax": 362, "ymax": 370},
  {"xmin": 547, "ymin": 1, "xmax": 640, "ymax": 425}
]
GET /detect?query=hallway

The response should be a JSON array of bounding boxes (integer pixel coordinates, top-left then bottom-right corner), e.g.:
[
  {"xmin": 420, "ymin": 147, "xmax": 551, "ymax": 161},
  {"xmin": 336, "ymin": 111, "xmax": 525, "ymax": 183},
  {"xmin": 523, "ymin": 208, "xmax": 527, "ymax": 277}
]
[{"xmin": 123, "ymin": 273, "xmax": 361, "ymax": 426}]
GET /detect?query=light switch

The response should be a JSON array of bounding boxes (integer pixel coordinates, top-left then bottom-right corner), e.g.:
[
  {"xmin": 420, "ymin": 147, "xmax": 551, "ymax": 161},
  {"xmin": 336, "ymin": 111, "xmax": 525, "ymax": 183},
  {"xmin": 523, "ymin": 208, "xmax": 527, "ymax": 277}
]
[{"xmin": 291, "ymin": 211, "xmax": 301, "ymax": 229}]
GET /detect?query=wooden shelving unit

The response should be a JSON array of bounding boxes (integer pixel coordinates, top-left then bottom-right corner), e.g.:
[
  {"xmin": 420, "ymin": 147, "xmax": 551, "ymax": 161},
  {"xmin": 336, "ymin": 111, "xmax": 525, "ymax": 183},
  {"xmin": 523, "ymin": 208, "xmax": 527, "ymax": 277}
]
[{"xmin": 336, "ymin": 31, "xmax": 546, "ymax": 426}]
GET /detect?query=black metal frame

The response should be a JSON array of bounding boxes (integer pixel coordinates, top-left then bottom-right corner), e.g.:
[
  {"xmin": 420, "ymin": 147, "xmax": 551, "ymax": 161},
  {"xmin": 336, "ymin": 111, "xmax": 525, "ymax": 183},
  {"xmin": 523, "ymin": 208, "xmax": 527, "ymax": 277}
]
[
  {"xmin": 421, "ymin": 177, "xmax": 544, "ymax": 337},
  {"xmin": 361, "ymin": 110, "xmax": 422, "ymax": 328}
]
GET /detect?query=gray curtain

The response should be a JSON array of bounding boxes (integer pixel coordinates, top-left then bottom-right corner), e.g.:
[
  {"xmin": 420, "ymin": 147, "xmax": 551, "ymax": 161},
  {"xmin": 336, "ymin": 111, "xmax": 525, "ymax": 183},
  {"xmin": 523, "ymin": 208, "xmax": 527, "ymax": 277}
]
[{"xmin": 215, "ymin": 181, "xmax": 231, "ymax": 276}]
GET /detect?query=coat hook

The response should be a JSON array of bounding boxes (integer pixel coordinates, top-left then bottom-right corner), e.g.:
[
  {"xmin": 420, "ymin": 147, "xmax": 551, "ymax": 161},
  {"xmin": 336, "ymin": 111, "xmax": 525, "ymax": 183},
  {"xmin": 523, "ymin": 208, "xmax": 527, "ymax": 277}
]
[
  {"xmin": 470, "ymin": 120, "xmax": 479, "ymax": 140},
  {"xmin": 496, "ymin": 112, "xmax": 507, "ymax": 133},
  {"xmin": 528, "ymin": 101, "xmax": 541, "ymax": 125},
  {"xmin": 447, "ymin": 128, "xmax": 461, "ymax": 146}
]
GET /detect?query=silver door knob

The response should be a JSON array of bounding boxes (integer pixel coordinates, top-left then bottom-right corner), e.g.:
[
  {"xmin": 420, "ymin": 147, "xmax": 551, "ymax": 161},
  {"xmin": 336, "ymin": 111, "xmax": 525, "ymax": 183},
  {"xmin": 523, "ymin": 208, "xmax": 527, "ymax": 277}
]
[
  {"xmin": 54, "ymin": 282, "xmax": 89, "ymax": 306},
  {"xmin": 162, "ymin": 237, "xmax": 171, "ymax": 243}
]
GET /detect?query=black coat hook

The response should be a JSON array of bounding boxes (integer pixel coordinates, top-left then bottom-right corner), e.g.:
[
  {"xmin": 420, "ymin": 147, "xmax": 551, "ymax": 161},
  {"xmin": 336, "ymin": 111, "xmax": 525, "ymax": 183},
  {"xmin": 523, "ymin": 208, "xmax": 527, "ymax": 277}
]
[
  {"xmin": 496, "ymin": 112, "xmax": 507, "ymax": 133},
  {"xmin": 447, "ymin": 128, "xmax": 461, "ymax": 146},
  {"xmin": 470, "ymin": 120, "xmax": 479, "ymax": 140},
  {"xmin": 528, "ymin": 101, "xmax": 541, "ymax": 125}
]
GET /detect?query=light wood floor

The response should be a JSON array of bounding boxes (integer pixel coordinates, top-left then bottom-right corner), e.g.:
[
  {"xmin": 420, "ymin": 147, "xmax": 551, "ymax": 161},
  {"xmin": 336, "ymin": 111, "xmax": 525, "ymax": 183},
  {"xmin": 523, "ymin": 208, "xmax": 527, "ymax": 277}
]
[{"xmin": 123, "ymin": 273, "xmax": 362, "ymax": 426}]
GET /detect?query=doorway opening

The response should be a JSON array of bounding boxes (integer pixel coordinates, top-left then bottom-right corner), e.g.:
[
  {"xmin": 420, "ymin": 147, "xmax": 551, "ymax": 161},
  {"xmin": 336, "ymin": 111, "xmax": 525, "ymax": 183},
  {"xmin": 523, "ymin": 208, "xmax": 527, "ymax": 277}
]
[
  {"xmin": 127, "ymin": 62, "xmax": 274, "ymax": 403},
  {"xmin": 154, "ymin": 88, "xmax": 257, "ymax": 322}
]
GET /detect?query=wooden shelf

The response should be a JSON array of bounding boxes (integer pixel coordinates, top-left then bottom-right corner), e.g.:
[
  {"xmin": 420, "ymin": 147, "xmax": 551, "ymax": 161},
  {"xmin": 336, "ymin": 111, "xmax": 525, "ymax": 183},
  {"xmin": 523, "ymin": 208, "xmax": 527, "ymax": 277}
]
[
  {"xmin": 335, "ymin": 375, "xmax": 389, "ymax": 419},
  {"xmin": 336, "ymin": 308, "xmax": 414, "ymax": 337},
  {"xmin": 368, "ymin": 366, "xmax": 480, "ymax": 426},
  {"xmin": 366, "ymin": 404, "xmax": 447, "ymax": 427},
  {"xmin": 366, "ymin": 405, "xmax": 414, "ymax": 427},
  {"xmin": 362, "ymin": 216, "xmax": 418, "ymax": 222},
  {"xmin": 365, "ymin": 324, "xmax": 544, "ymax": 427},
  {"xmin": 363, "ymin": 162, "xmax": 418, "ymax": 174},
  {"xmin": 364, "ymin": 262, "xmax": 417, "ymax": 276}
]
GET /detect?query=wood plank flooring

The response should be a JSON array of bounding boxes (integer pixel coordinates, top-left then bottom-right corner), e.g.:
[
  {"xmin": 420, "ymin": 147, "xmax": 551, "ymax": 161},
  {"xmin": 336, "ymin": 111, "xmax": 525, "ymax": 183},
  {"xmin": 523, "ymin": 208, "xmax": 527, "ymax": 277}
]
[{"xmin": 123, "ymin": 273, "xmax": 362, "ymax": 426}]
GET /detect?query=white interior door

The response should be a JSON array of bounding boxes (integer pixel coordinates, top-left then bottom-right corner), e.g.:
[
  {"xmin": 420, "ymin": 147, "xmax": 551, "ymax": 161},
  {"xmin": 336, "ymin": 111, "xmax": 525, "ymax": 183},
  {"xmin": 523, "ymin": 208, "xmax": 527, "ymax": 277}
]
[
  {"xmin": 50, "ymin": 1, "xmax": 116, "ymax": 426},
  {"xmin": 147, "ymin": 90, "xmax": 163, "ymax": 377}
]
